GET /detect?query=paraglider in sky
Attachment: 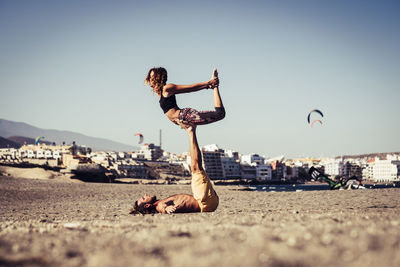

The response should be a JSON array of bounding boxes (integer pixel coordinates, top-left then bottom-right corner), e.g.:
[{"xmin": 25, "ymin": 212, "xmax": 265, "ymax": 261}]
[
  {"xmin": 134, "ymin": 133, "xmax": 144, "ymax": 144},
  {"xmin": 35, "ymin": 136, "xmax": 45, "ymax": 145},
  {"xmin": 307, "ymin": 109, "xmax": 323, "ymax": 124},
  {"xmin": 310, "ymin": 119, "xmax": 322, "ymax": 128}
]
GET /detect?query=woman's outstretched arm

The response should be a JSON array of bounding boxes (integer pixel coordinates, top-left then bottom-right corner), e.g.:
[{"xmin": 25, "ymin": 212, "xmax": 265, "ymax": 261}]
[{"xmin": 163, "ymin": 78, "xmax": 218, "ymax": 96}]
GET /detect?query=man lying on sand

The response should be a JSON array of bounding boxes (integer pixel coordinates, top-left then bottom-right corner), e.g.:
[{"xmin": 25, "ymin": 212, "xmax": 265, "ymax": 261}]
[{"xmin": 130, "ymin": 125, "xmax": 219, "ymax": 214}]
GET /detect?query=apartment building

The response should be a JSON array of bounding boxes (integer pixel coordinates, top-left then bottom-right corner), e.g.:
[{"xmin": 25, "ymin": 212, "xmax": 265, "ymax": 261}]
[
  {"xmin": 202, "ymin": 150, "xmax": 224, "ymax": 179},
  {"xmin": 241, "ymin": 153, "xmax": 265, "ymax": 165},
  {"xmin": 116, "ymin": 160, "xmax": 147, "ymax": 178},
  {"xmin": 271, "ymin": 161, "xmax": 286, "ymax": 181},
  {"xmin": 341, "ymin": 161, "xmax": 362, "ymax": 178},
  {"xmin": 371, "ymin": 158, "xmax": 400, "ymax": 182},
  {"xmin": 19, "ymin": 144, "xmax": 69, "ymax": 160},
  {"xmin": 256, "ymin": 164, "xmax": 272, "ymax": 181},
  {"xmin": 137, "ymin": 143, "xmax": 163, "ymax": 161},
  {"xmin": 221, "ymin": 156, "xmax": 241, "ymax": 179},
  {"xmin": 285, "ymin": 165, "xmax": 300, "ymax": 181},
  {"xmin": 240, "ymin": 163, "xmax": 257, "ymax": 180},
  {"xmin": 322, "ymin": 159, "xmax": 343, "ymax": 176}
]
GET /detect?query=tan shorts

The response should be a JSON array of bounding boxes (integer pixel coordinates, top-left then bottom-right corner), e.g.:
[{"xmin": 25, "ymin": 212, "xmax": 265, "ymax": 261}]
[{"xmin": 191, "ymin": 170, "xmax": 219, "ymax": 212}]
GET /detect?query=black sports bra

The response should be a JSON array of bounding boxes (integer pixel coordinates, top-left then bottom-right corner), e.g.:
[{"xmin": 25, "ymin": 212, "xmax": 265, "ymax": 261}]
[{"xmin": 159, "ymin": 87, "xmax": 179, "ymax": 113}]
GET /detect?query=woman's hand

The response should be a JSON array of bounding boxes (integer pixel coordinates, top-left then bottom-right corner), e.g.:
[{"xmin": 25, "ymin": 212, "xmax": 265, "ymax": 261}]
[{"xmin": 208, "ymin": 77, "xmax": 219, "ymax": 89}]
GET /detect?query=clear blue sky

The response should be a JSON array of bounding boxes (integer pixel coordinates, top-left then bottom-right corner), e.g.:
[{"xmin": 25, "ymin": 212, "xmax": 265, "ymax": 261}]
[{"xmin": 1, "ymin": 0, "xmax": 399, "ymax": 158}]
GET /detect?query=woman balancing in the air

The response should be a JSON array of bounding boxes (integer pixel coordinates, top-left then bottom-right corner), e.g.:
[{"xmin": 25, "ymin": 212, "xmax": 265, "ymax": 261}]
[{"xmin": 144, "ymin": 67, "xmax": 225, "ymax": 128}]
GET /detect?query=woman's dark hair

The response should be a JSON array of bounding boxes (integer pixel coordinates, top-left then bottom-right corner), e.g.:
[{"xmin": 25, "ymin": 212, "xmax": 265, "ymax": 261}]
[{"xmin": 144, "ymin": 67, "xmax": 168, "ymax": 95}]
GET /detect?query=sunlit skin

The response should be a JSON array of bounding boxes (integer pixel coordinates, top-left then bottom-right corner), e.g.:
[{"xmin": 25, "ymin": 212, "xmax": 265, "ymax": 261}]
[
  {"xmin": 148, "ymin": 70, "xmax": 221, "ymax": 126},
  {"xmin": 138, "ymin": 70, "xmax": 222, "ymax": 214},
  {"xmin": 136, "ymin": 193, "xmax": 200, "ymax": 214},
  {"xmin": 135, "ymin": 125, "xmax": 204, "ymax": 214}
]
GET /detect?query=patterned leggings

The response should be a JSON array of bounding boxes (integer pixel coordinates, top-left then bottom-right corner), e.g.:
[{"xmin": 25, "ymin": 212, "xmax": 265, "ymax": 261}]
[{"xmin": 177, "ymin": 107, "xmax": 225, "ymax": 126}]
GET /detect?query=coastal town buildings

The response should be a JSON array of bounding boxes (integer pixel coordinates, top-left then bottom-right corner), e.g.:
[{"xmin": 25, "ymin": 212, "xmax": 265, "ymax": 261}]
[
  {"xmin": 240, "ymin": 154, "xmax": 274, "ymax": 181},
  {"xmin": 370, "ymin": 157, "xmax": 400, "ymax": 182},
  {"xmin": 240, "ymin": 164, "xmax": 257, "ymax": 180},
  {"xmin": 284, "ymin": 165, "xmax": 300, "ymax": 181},
  {"xmin": 271, "ymin": 161, "xmax": 286, "ymax": 181},
  {"xmin": 256, "ymin": 164, "xmax": 273, "ymax": 181},
  {"xmin": 317, "ymin": 155, "xmax": 400, "ymax": 182},
  {"xmin": 322, "ymin": 159, "xmax": 343, "ymax": 176},
  {"xmin": 341, "ymin": 161, "xmax": 362, "ymax": 179},
  {"xmin": 202, "ymin": 150, "xmax": 224, "ymax": 179},
  {"xmin": 116, "ymin": 160, "xmax": 148, "ymax": 178},
  {"xmin": 133, "ymin": 143, "xmax": 163, "ymax": 161},
  {"xmin": 241, "ymin": 153, "xmax": 265, "ymax": 165},
  {"xmin": 1, "ymin": 139, "xmax": 400, "ymax": 183},
  {"xmin": 362, "ymin": 160, "xmax": 374, "ymax": 180},
  {"xmin": 221, "ymin": 156, "xmax": 241, "ymax": 179},
  {"xmin": 321, "ymin": 158, "xmax": 362, "ymax": 179}
]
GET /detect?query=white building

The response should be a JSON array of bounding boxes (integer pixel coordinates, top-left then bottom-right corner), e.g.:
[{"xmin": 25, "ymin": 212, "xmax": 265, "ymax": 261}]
[
  {"xmin": 90, "ymin": 152, "xmax": 113, "ymax": 167},
  {"xmin": 221, "ymin": 156, "xmax": 241, "ymax": 179},
  {"xmin": 53, "ymin": 151, "xmax": 61, "ymax": 160},
  {"xmin": 256, "ymin": 164, "xmax": 272, "ymax": 181},
  {"xmin": 203, "ymin": 144, "xmax": 222, "ymax": 152},
  {"xmin": 372, "ymin": 158, "xmax": 400, "ymax": 182},
  {"xmin": 44, "ymin": 150, "xmax": 53, "ymax": 159},
  {"xmin": 239, "ymin": 162, "xmax": 272, "ymax": 181},
  {"xmin": 0, "ymin": 148, "xmax": 19, "ymax": 161},
  {"xmin": 36, "ymin": 150, "xmax": 44, "ymax": 159},
  {"xmin": 19, "ymin": 144, "xmax": 70, "ymax": 161},
  {"xmin": 116, "ymin": 160, "xmax": 147, "ymax": 178},
  {"xmin": 322, "ymin": 159, "xmax": 343, "ymax": 177},
  {"xmin": 27, "ymin": 150, "xmax": 35, "ymax": 159},
  {"xmin": 241, "ymin": 154, "xmax": 265, "ymax": 165},
  {"xmin": 118, "ymin": 152, "xmax": 127, "ymax": 159},
  {"xmin": 225, "ymin": 149, "xmax": 239, "ymax": 160},
  {"xmin": 137, "ymin": 143, "xmax": 163, "ymax": 161}
]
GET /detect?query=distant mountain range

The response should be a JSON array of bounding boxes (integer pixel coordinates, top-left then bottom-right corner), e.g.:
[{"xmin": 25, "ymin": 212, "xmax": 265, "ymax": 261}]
[
  {"xmin": 0, "ymin": 118, "xmax": 138, "ymax": 152},
  {"xmin": 0, "ymin": 136, "xmax": 20, "ymax": 149}
]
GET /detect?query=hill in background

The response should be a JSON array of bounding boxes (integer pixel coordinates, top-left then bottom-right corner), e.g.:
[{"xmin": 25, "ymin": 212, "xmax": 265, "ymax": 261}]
[
  {"xmin": 6, "ymin": 136, "xmax": 53, "ymax": 146},
  {"xmin": 0, "ymin": 118, "xmax": 138, "ymax": 152},
  {"xmin": 0, "ymin": 136, "xmax": 20, "ymax": 149}
]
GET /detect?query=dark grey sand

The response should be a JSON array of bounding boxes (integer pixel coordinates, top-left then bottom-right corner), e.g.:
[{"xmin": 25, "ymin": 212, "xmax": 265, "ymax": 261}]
[{"xmin": 1, "ymin": 175, "xmax": 399, "ymax": 267}]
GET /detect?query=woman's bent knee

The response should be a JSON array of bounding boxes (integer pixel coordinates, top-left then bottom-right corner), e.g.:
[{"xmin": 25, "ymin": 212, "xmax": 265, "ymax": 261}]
[{"xmin": 215, "ymin": 107, "xmax": 225, "ymax": 120}]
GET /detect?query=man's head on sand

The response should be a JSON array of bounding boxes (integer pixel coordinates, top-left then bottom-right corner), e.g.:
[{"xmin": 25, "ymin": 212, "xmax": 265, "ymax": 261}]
[{"xmin": 130, "ymin": 194, "xmax": 157, "ymax": 214}]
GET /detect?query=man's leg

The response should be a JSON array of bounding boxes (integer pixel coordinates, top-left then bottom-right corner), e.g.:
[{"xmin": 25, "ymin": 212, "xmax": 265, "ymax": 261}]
[
  {"xmin": 186, "ymin": 126, "xmax": 219, "ymax": 212},
  {"xmin": 187, "ymin": 125, "xmax": 203, "ymax": 173}
]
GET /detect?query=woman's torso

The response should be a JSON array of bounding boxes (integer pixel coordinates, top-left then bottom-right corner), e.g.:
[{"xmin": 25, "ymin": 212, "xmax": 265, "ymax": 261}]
[{"xmin": 159, "ymin": 86, "xmax": 180, "ymax": 121}]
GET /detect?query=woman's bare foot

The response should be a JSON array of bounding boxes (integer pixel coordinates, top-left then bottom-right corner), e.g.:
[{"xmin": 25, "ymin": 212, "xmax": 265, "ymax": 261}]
[
  {"xmin": 209, "ymin": 68, "xmax": 219, "ymax": 89},
  {"xmin": 183, "ymin": 123, "xmax": 196, "ymax": 133},
  {"xmin": 211, "ymin": 68, "xmax": 218, "ymax": 80},
  {"xmin": 175, "ymin": 119, "xmax": 196, "ymax": 132}
]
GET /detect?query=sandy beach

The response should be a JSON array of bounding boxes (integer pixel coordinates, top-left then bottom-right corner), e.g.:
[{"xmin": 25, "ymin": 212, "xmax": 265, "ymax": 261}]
[{"xmin": 1, "ymin": 170, "xmax": 399, "ymax": 267}]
